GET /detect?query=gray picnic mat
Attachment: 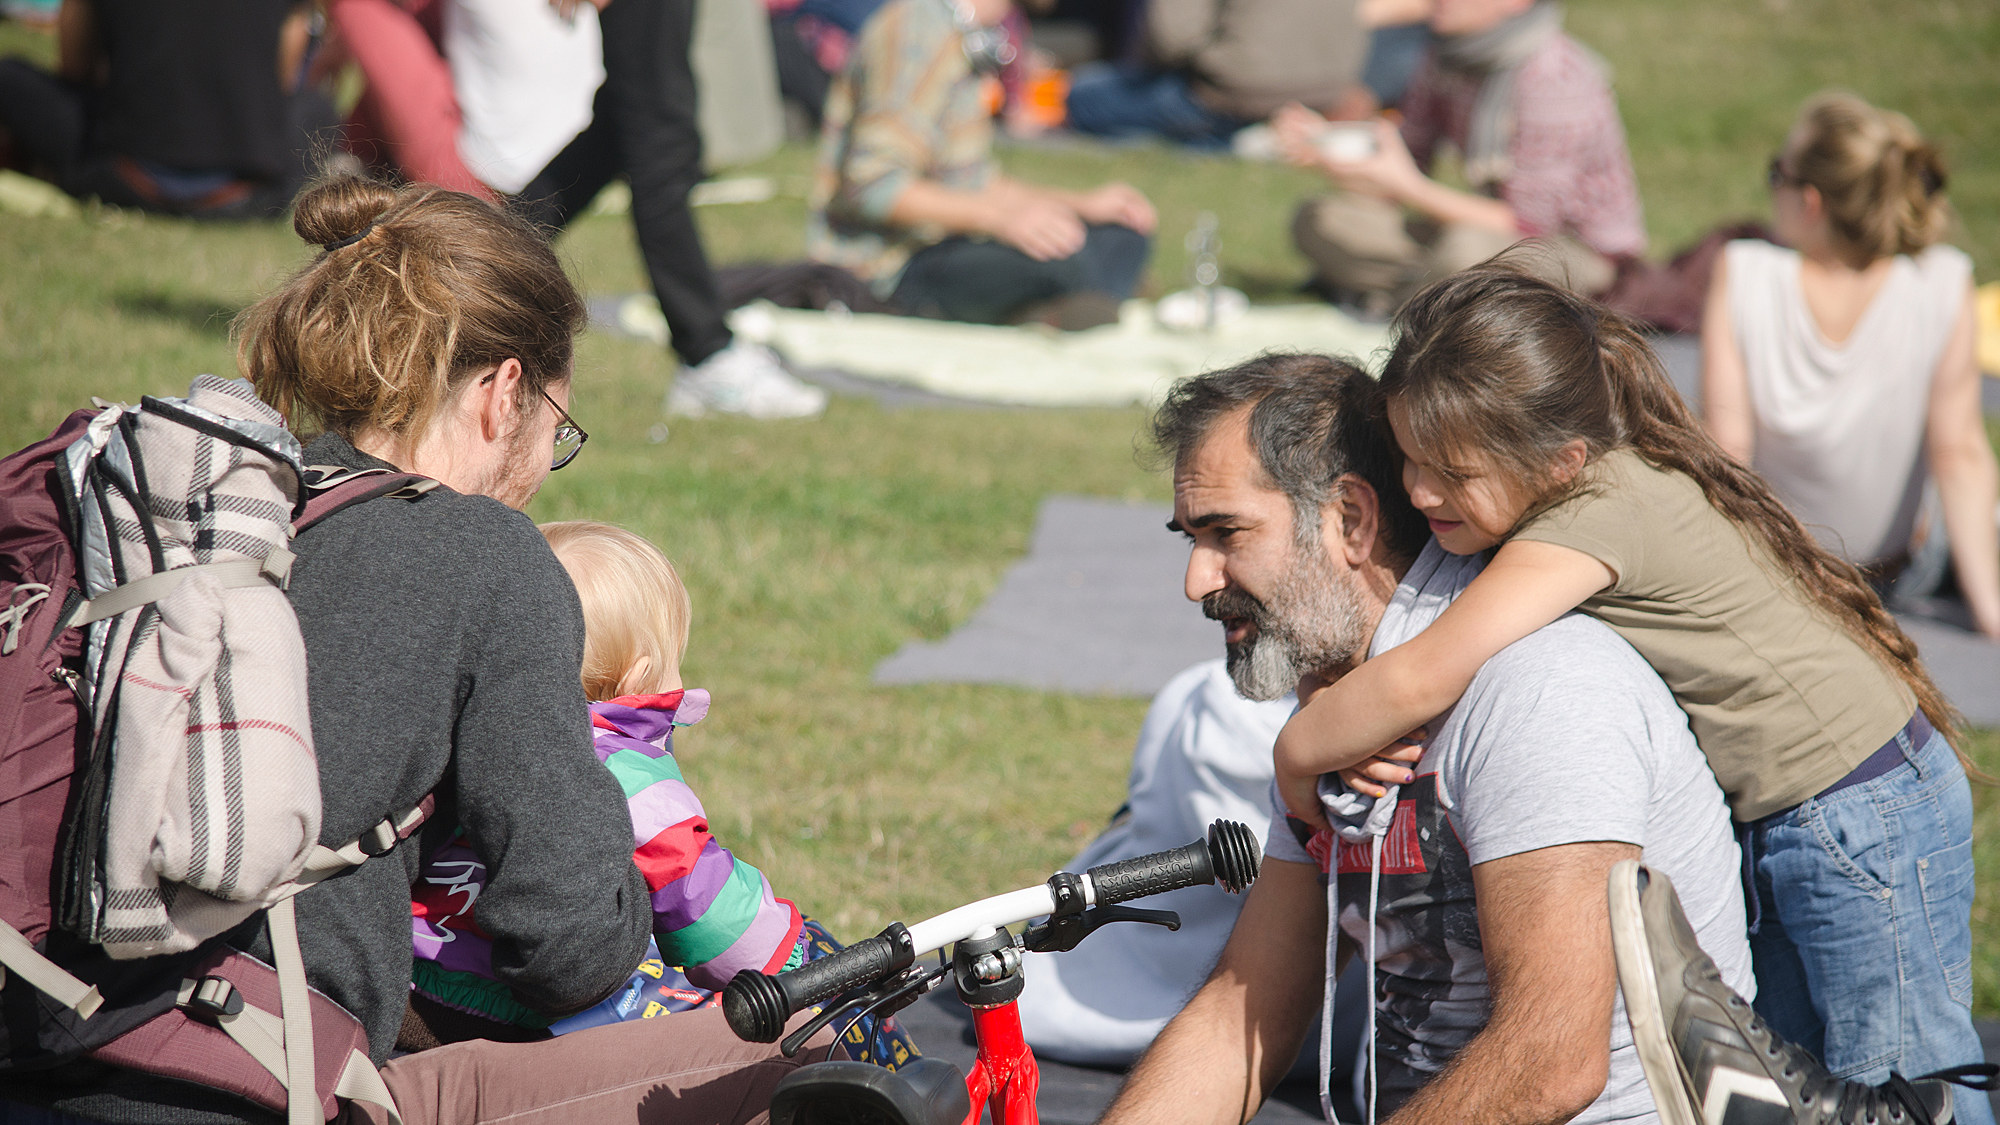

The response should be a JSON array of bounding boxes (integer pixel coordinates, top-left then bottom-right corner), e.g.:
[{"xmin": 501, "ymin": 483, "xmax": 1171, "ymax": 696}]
[
  {"xmin": 873, "ymin": 497, "xmax": 1218, "ymax": 695},
  {"xmin": 873, "ymin": 494, "xmax": 2000, "ymax": 724}
]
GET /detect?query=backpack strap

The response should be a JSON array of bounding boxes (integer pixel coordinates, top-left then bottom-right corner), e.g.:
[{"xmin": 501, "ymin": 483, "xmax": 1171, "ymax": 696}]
[
  {"xmin": 294, "ymin": 467, "xmax": 438, "ymax": 535},
  {"xmin": 0, "ymin": 920, "xmax": 103, "ymax": 1017},
  {"xmin": 1, "ymin": 795, "xmax": 432, "ymax": 1123},
  {"xmin": 61, "ymin": 554, "xmax": 296, "ymax": 630}
]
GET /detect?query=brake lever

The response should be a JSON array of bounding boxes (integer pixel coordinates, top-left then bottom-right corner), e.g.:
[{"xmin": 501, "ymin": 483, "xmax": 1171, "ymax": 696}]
[
  {"xmin": 777, "ymin": 961, "xmax": 947, "ymax": 1058},
  {"xmin": 1023, "ymin": 904, "xmax": 1182, "ymax": 954}
]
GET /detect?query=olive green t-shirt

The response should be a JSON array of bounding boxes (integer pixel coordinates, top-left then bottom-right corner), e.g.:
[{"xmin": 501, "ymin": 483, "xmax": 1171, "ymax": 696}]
[{"xmin": 1511, "ymin": 449, "xmax": 1914, "ymax": 821}]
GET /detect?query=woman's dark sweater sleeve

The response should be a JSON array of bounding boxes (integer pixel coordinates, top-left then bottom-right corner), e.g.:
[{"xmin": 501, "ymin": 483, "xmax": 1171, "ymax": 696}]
[{"xmin": 448, "ymin": 514, "xmax": 652, "ymax": 1018}]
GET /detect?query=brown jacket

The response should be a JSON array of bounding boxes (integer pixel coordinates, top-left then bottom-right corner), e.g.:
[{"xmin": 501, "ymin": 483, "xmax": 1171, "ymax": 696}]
[{"xmin": 1144, "ymin": 0, "xmax": 1366, "ymax": 120}]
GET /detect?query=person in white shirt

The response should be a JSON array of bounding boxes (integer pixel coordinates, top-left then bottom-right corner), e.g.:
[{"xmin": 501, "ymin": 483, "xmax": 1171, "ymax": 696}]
[{"xmin": 1701, "ymin": 91, "xmax": 2000, "ymax": 640}]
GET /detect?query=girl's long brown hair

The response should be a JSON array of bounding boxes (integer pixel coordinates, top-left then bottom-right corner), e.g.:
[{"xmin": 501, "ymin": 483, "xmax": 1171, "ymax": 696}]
[{"xmin": 1380, "ymin": 262, "xmax": 1976, "ymax": 777}]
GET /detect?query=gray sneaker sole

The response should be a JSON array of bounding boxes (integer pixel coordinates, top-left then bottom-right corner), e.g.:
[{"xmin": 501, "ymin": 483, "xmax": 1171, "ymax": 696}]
[{"xmin": 1610, "ymin": 859, "xmax": 1704, "ymax": 1125}]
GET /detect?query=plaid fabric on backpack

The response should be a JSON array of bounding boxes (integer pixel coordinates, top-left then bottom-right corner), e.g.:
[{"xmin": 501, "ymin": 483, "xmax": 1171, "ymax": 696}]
[{"xmin": 0, "ymin": 376, "xmax": 437, "ymax": 1124}]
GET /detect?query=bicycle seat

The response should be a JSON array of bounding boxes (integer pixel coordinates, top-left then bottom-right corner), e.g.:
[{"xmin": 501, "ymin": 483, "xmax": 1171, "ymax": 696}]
[{"xmin": 770, "ymin": 1057, "xmax": 973, "ymax": 1125}]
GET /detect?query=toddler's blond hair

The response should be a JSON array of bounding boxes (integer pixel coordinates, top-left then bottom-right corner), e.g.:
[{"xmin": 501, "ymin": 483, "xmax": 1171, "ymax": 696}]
[{"xmin": 539, "ymin": 521, "xmax": 692, "ymax": 702}]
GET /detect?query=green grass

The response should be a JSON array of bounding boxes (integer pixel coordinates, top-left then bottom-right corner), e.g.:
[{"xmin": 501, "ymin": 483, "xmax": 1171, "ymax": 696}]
[{"xmin": 6, "ymin": 0, "xmax": 2000, "ymax": 1011}]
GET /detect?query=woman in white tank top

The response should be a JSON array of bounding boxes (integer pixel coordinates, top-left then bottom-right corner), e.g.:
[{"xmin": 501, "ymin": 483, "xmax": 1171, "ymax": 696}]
[{"xmin": 1701, "ymin": 92, "xmax": 1999, "ymax": 640}]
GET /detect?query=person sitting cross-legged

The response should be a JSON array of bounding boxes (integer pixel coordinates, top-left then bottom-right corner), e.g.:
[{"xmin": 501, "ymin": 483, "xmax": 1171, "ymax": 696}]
[
  {"xmin": 1274, "ymin": 0, "xmax": 1644, "ymax": 312},
  {"xmin": 807, "ymin": 0, "xmax": 1158, "ymax": 330}
]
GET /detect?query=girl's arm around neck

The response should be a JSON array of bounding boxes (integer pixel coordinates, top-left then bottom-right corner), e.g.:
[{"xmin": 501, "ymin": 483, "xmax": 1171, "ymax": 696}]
[{"xmin": 1272, "ymin": 540, "xmax": 1615, "ymax": 827}]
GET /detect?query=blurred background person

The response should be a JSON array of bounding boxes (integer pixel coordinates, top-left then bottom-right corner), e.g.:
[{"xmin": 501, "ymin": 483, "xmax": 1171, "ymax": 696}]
[
  {"xmin": 326, "ymin": 0, "xmax": 601, "ymax": 203},
  {"xmin": 1062, "ymin": 0, "xmax": 1367, "ymax": 148},
  {"xmin": 1276, "ymin": 0, "xmax": 1644, "ymax": 313},
  {"xmin": 521, "ymin": 0, "xmax": 829, "ymax": 419},
  {"xmin": 0, "ymin": 0, "xmax": 334, "ymax": 218},
  {"xmin": 808, "ymin": 0, "xmax": 1157, "ymax": 330},
  {"xmin": 1703, "ymin": 92, "xmax": 2000, "ymax": 640}
]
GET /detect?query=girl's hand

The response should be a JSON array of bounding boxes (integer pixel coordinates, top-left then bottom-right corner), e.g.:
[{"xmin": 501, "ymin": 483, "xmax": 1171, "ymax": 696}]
[
  {"xmin": 1278, "ymin": 767, "xmax": 1330, "ymax": 832},
  {"xmin": 1335, "ymin": 729, "xmax": 1425, "ymax": 799}
]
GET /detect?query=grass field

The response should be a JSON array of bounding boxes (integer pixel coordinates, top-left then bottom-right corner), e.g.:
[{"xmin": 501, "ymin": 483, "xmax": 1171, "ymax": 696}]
[{"xmin": 6, "ymin": 0, "xmax": 2000, "ymax": 1016}]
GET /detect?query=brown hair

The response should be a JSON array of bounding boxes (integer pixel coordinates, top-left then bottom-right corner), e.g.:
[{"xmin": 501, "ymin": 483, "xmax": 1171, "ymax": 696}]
[
  {"xmin": 234, "ymin": 176, "xmax": 586, "ymax": 442},
  {"xmin": 1151, "ymin": 352, "xmax": 1431, "ymax": 568},
  {"xmin": 1784, "ymin": 91, "xmax": 1952, "ymax": 267},
  {"xmin": 540, "ymin": 521, "xmax": 693, "ymax": 702},
  {"xmin": 1381, "ymin": 264, "xmax": 1972, "ymax": 771}
]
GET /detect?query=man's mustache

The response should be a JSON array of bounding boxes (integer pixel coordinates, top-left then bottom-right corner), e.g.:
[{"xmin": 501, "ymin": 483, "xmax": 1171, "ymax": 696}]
[{"xmin": 1203, "ymin": 586, "xmax": 1266, "ymax": 624}]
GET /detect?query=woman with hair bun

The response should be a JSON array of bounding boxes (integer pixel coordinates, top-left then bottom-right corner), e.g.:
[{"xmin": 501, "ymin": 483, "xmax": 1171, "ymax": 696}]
[
  {"xmin": 1702, "ymin": 91, "xmax": 1999, "ymax": 639},
  {"xmin": 0, "ymin": 176, "xmax": 832, "ymax": 1124}
]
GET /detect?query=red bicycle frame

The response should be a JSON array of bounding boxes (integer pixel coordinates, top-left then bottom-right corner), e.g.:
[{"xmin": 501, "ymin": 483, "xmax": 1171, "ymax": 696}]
[{"xmin": 963, "ymin": 998, "xmax": 1040, "ymax": 1125}]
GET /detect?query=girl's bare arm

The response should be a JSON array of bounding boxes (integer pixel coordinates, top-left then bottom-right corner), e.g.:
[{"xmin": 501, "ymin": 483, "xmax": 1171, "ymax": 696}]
[{"xmin": 1272, "ymin": 540, "xmax": 1614, "ymax": 825}]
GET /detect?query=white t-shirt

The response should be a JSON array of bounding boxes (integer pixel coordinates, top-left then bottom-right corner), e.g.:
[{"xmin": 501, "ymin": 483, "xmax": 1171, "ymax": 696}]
[
  {"xmin": 446, "ymin": 0, "xmax": 604, "ymax": 195},
  {"xmin": 1726, "ymin": 239, "xmax": 1972, "ymax": 565},
  {"xmin": 1018, "ymin": 659, "xmax": 1296, "ymax": 1066},
  {"xmin": 1265, "ymin": 541, "xmax": 1753, "ymax": 1125}
]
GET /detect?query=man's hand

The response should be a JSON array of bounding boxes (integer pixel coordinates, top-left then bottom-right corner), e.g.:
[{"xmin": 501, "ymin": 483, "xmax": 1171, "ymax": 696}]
[
  {"xmin": 1072, "ymin": 182, "xmax": 1158, "ymax": 235},
  {"xmin": 1100, "ymin": 859, "xmax": 1328, "ymax": 1125},
  {"xmin": 548, "ymin": 0, "xmax": 613, "ymax": 18},
  {"xmin": 991, "ymin": 198, "xmax": 1089, "ymax": 261},
  {"xmin": 1382, "ymin": 841, "xmax": 1634, "ymax": 1125}
]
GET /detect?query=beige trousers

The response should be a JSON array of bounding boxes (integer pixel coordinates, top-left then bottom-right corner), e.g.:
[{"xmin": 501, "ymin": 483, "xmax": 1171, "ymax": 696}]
[
  {"xmin": 339, "ymin": 1006, "xmax": 835, "ymax": 1125},
  {"xmin": 1291, "ymin": 193, "xmax": 1617, "ymax": 306}
]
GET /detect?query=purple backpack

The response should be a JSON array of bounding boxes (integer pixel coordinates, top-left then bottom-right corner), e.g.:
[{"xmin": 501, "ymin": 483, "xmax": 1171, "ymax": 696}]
[{"xmin": 0, "ymin": 388, "xmax": 436, "ymax": 1124}]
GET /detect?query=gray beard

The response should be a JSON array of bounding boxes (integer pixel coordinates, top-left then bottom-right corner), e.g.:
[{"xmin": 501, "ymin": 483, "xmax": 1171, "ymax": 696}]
[{"xmin": 1213, "ymin": 540, "xmax": 1371, "ymax": 702}]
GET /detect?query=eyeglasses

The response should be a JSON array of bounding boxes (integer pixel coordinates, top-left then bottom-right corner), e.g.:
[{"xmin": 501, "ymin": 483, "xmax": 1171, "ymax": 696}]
[
  {"xmin": 542, "ymin": 388, "xmax": 588, "ymax": 470},
  {"xmin": 1766, "ymin": 156, "xmax": 1804, "ymax": 191}
]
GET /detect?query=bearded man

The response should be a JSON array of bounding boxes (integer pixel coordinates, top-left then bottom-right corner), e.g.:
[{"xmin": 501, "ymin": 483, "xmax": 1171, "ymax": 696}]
[{"xmin": 1099, "ymin": 353, "xmax": 1754, "ymax": 1125}]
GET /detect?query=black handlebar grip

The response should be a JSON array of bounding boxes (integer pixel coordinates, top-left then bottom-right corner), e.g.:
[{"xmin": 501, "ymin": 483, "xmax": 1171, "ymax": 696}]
[
  {"xmin": 723, "ymin": 923, "xmax": 915, "ymax": 1042},
  {"xmin": 1087, "ymin": 820, "xmax": 1262, "ymax": 905}
]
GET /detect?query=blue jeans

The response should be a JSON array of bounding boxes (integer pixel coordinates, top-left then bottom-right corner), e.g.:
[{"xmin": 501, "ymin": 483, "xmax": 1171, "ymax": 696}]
[
  {"xmin": 1063, "ymin": 65, "xmax": 1246, "ymax": 148},
  {"xmin": 1747, "ymin": 723, "xmax": 1992, "ymax": 1123}
]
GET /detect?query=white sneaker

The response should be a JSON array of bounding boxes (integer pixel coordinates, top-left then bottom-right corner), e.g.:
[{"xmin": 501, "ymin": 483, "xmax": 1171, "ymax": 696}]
[{"xmin": 666, "ymin": 341, "xmax": 827, "ymax": 420}]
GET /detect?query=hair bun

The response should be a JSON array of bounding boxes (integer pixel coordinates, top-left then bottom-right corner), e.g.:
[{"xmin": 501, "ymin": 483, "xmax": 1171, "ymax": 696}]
[{"xmin": 292, "ymin": 175, "xmax": 399, "ymax": 249}]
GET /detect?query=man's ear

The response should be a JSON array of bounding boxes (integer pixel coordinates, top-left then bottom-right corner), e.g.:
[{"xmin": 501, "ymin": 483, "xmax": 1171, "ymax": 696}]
[
  {"xmin": 1324, "ymin": 474, "xmax": 1379, "ymax": 566},
  {"xmin": 471, "ymin": 358, "xmax": 527, "ymax": 443},
  {"xmin": 1550, "ymin": 439, "xmax": 1589, "ymax": 486}
]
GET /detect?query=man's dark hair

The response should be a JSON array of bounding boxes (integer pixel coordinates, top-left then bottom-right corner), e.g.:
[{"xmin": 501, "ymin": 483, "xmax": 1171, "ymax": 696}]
[{"xmin": 1151, "ymin": 352, "xmax": 1430, "ymax": 565}]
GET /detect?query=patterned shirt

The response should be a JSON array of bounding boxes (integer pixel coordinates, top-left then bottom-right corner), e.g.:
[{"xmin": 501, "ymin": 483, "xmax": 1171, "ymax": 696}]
[
  {"xmin": 1399, "ymin": 33, "xmax": 1647, "ymax": 258},
  {"xmin": 410, "ymin": 691, "xmax": 804, "ymax": 1026},
  {"xmin": 808, "ymin": 0, "xmax": 998, "ymax": 285}
]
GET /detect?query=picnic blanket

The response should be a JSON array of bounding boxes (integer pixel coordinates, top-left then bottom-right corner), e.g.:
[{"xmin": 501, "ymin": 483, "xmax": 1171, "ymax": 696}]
[{"xmin": 614, "ymin": 296, "xmax": 1392, "ymax": 408}]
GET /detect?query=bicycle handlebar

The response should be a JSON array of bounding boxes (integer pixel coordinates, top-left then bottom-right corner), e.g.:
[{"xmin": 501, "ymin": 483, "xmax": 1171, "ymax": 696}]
[{"xmin": 723, "ymin": 820, "xmax": 1260, "ymax": 1043}]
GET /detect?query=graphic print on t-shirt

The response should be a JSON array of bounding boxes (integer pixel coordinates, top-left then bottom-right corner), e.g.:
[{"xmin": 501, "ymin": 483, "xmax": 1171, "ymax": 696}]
[{"xmin": 1288, "ymin": 773, "xmax": 1491, "ymax": 1113}]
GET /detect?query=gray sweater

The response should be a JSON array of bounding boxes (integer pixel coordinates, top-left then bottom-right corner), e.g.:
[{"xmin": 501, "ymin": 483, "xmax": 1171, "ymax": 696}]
[{"xmin": 14, "ymin": 434, "xmax": 651, "ymax": 1122}]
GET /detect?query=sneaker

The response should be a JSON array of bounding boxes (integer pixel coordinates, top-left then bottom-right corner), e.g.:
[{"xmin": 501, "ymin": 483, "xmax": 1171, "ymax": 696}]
[
  {"xmin": 666, "ymin": 341, "xmax": 827, "ymax": 420},
  {"xmin": 1608, "ymin": 859, "xmax": 1967, "ymax": 1125}
]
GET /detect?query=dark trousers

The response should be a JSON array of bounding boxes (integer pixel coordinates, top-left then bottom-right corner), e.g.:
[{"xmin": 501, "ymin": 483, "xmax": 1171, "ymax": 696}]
[
  {"xmin": 0, "ymin": 57, "xmax": 326, "ymax": 218},
  {"xmin": 890, "ymin": 223, "xmax": 1152, "ymax": 325},
  {"xmin": 517, "ymin": 0, "xmax": 731, "ymax": 367}
]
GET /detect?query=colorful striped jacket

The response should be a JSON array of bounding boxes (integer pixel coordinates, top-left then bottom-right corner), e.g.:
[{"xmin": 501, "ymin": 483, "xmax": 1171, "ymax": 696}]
[{"xmin": 410, "ymin": 690, "xmax": 805, "ymax": 1027}]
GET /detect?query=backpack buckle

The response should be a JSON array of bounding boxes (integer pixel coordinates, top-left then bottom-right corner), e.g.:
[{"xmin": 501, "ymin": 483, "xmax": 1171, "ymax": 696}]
[
  {"xmin": 358, "ymin": 818, "xmax": 401, "ymax": 858},
  {"xmin": 180, "ymin": 975, "xmax": 245, "ymax": 1017}
]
